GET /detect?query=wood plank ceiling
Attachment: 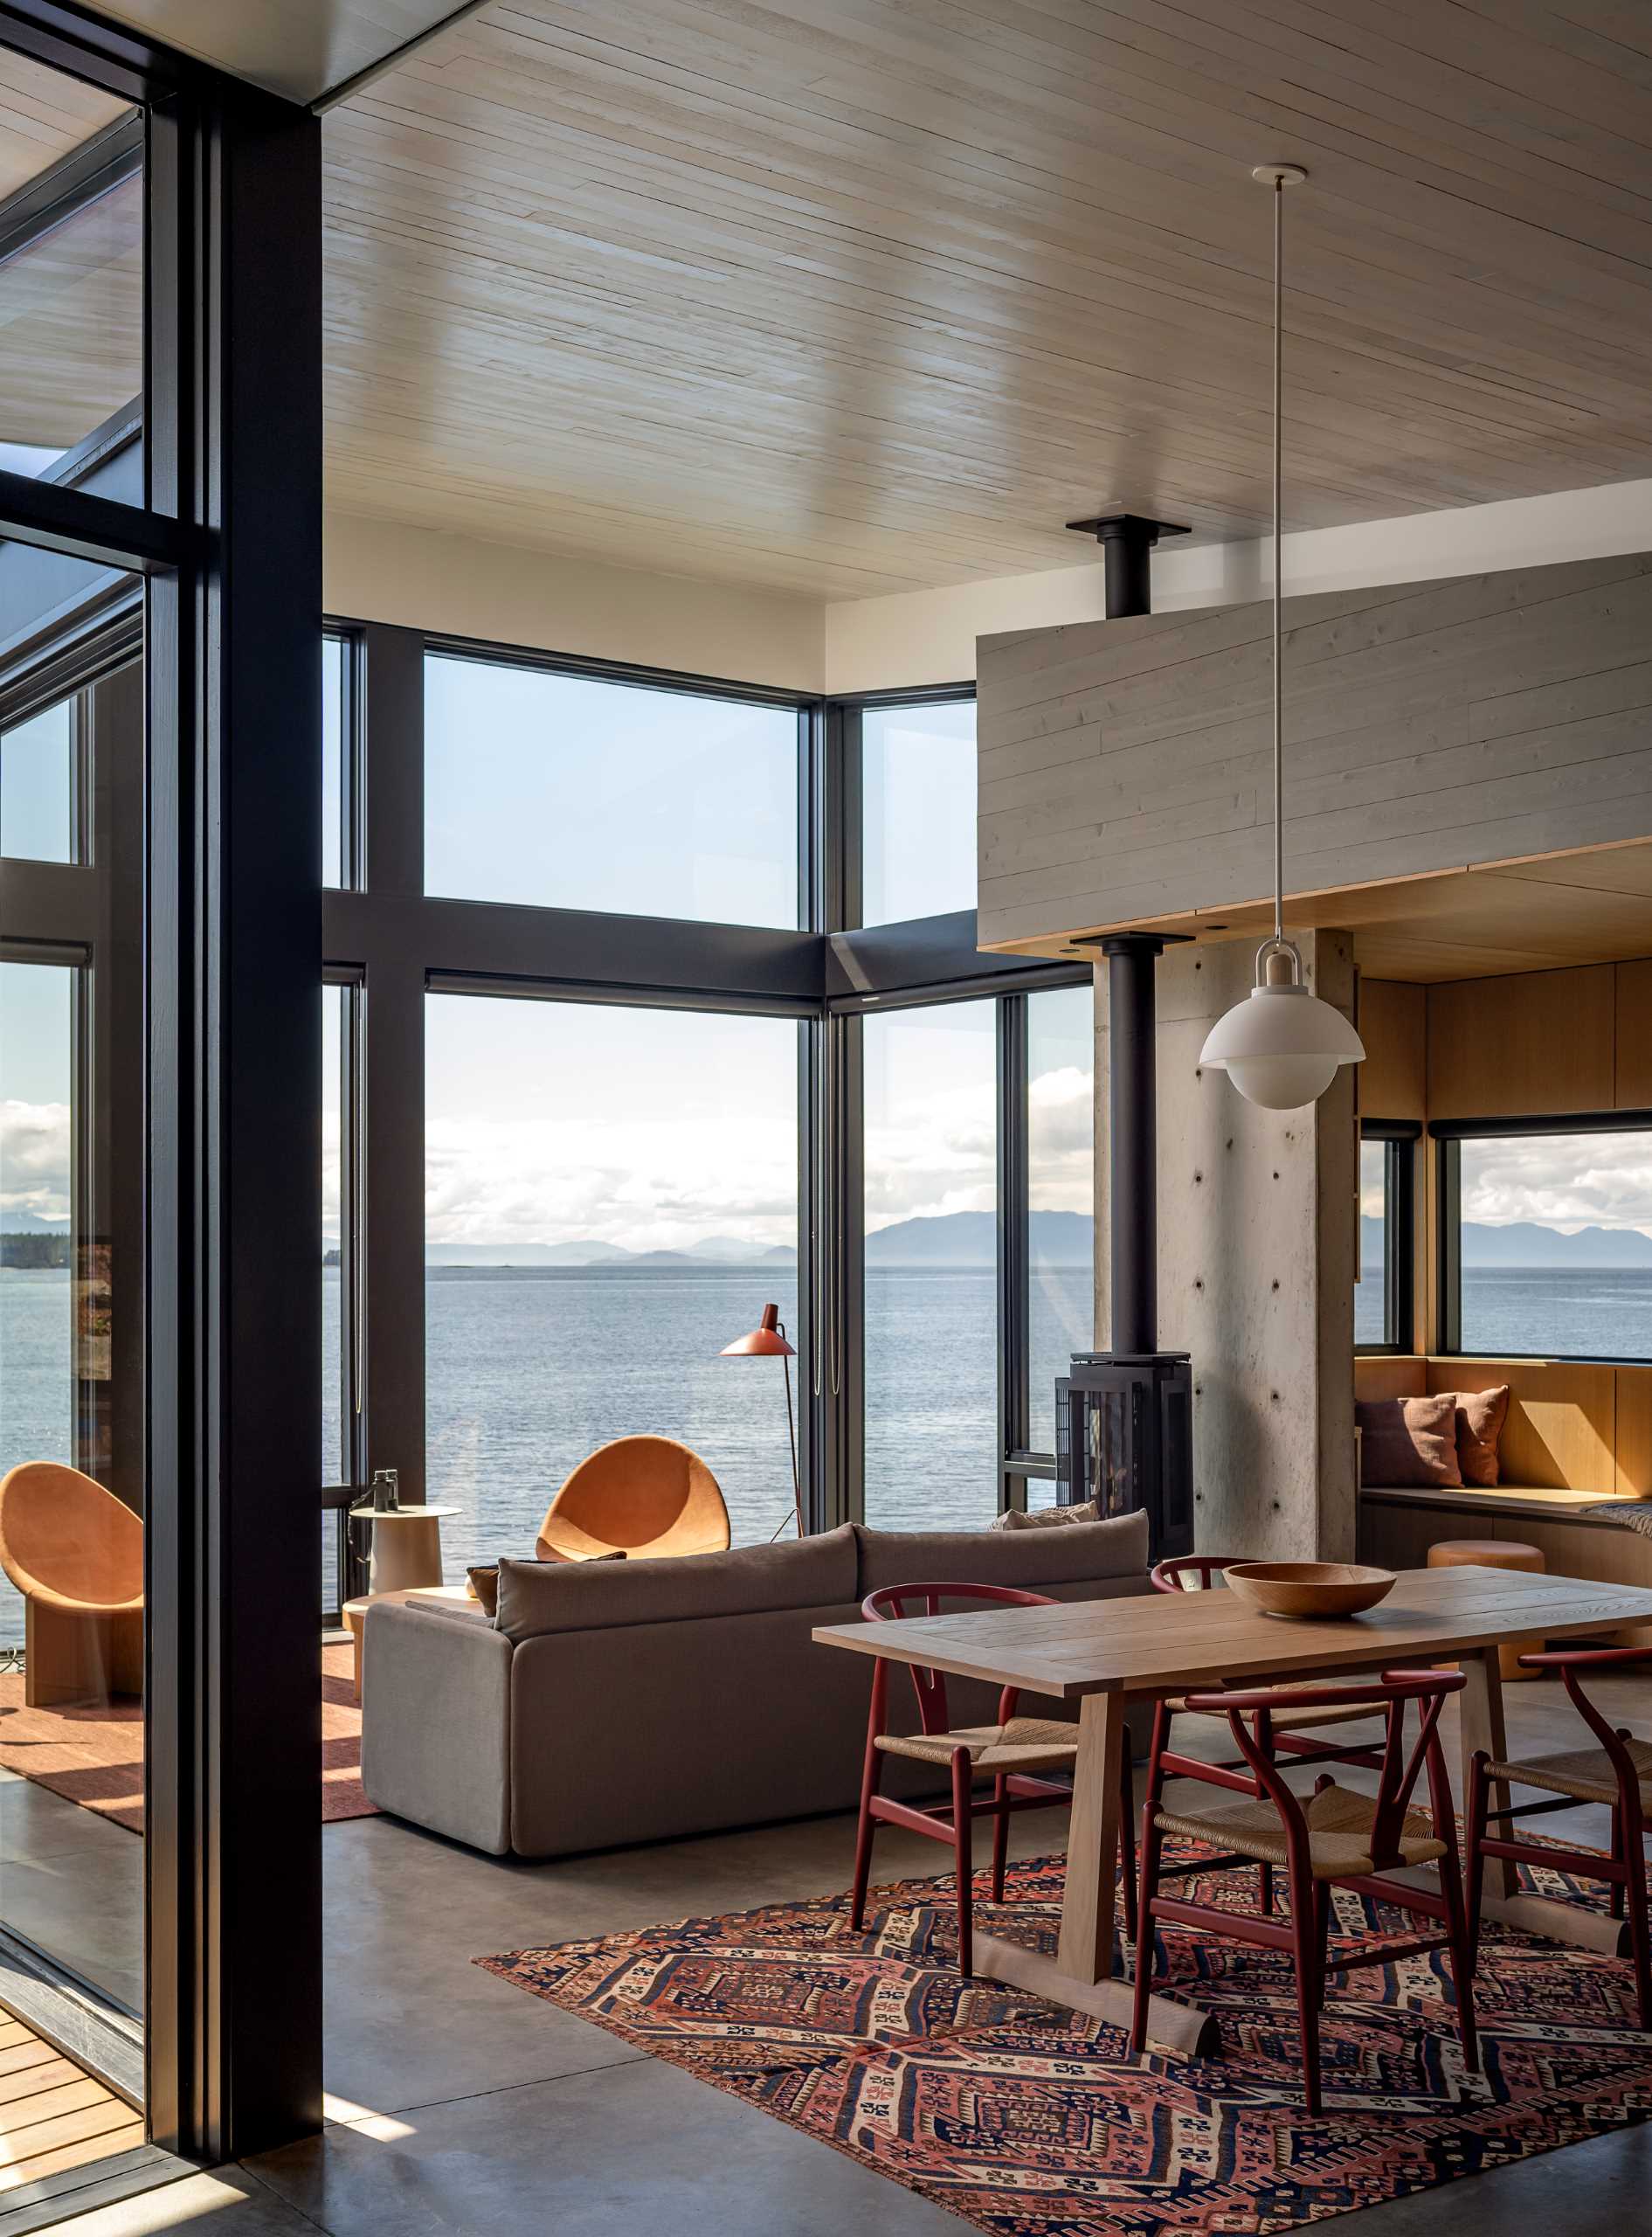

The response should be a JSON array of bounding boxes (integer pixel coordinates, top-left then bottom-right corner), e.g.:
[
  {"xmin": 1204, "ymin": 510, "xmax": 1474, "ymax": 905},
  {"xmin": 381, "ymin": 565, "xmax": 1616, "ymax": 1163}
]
[{"xmin": 319, "ymin": 0, "xmax": 1652, "ymax": 598}]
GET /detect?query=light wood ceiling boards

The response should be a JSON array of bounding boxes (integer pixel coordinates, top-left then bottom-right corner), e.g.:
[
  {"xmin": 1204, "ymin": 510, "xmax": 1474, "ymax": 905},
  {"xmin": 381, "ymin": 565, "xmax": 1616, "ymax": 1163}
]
[
  {"xmin": 0, "ymin": 49, "xmax": 128, "ymax": 198},
  {"xmin": 1000, "ymin": 841, "xmax": 1652, "ymax": 983},
  {"xmin": 84, "ymin": 3, "xmax": 475, "ymax": 107},
  {"xmin": 319, "ymin": 0, "xmax": 1652, "ymax": 597}
]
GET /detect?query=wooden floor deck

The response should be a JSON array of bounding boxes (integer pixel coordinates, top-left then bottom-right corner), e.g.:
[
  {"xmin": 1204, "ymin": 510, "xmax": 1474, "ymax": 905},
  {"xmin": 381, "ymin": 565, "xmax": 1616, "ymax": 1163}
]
[{"xmin": 0, "ymin": 2012, "xmax": 142, "ymax": 2194}]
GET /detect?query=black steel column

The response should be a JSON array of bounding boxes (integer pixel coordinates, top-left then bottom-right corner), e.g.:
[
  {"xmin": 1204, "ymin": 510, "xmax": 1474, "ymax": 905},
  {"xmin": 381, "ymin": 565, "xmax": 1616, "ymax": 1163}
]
[
  {"xmin": 1065, "ymin": 511, "xmax": 1189, "ymax": 619},
  {"xmin": 1100, "ymin": 933, "xmax": 1164, "ymax": 1354}
]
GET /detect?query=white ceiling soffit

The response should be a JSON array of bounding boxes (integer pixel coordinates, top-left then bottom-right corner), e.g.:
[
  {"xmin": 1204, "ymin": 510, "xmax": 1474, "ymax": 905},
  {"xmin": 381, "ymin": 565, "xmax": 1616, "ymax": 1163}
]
[
  {"xmin": 304, "ymin": 0, "xmax": 1652, "ymax": 600},
  {"xmin": 84, "ymin": 3, "xmax": 478, "ymax": 107}
]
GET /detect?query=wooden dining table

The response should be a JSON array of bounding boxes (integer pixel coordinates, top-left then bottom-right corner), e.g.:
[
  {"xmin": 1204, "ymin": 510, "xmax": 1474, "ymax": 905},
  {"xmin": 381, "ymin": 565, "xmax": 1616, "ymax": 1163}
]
[{"xmin": 815, "ymin": 1563, "xmax": 1652, "ymax": 2055}]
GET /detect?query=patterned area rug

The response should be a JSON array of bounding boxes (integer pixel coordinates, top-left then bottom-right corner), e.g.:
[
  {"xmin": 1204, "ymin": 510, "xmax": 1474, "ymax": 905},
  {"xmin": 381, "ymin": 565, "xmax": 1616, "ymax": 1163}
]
[
  {"xmin": 0, "ymin": 1641, "xmax": 375, "ymax": 1830},
  {"xmin": 480, "ymin": 1848, "xmax": 1652, "ymax": 2235}
]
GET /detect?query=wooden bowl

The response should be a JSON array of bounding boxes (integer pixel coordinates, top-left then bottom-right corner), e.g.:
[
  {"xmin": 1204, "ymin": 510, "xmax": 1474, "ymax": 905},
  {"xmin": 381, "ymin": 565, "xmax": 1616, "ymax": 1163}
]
[{"xmin": 1223, "ymin": 1561, "xmax": 1396, "ymax": 1620}]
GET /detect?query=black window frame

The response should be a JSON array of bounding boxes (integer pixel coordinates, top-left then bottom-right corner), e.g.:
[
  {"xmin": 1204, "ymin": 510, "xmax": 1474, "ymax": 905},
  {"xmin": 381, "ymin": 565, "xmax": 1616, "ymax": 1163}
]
[
  {"xmin": 0, "ymin": 0, "xmax": 325, "ymax": 2164},
  {"xmin": 1434, "ymin": 1110, "xmax": 1652, "ymax": 1363},
  {"xmin": 321, "ymin": 648, "xmax": 1092, "ymax": 1542},
  {"xmin": 1356, "ymin": 1120, "xmax": 1418, "ymax": 1356}
]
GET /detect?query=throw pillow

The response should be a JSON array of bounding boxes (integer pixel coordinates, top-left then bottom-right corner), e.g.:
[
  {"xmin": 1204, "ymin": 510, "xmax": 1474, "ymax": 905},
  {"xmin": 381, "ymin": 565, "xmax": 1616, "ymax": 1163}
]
[
  {"xmin": 1354, "ymin": 1394, "xmax": 1462, "ymax": 1488},
  {"xmin": 992, "ymin": 1498, "xmax": 1101, "ymax": 1532},
  {"xmin": 467, "ymin": 1549, "xmax": 626, "ymax": 1617},
  {"xmin": 1443, "ymin": 1384, "xmax": 1510, "ymax": 1487}
]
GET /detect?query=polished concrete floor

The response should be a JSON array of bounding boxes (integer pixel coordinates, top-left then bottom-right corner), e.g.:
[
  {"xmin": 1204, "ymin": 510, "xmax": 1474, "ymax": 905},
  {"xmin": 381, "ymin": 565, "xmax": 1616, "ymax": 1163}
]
[{"xmin": 31, "ymin": 1676, "xmax": 1652, "ymax": 2236}]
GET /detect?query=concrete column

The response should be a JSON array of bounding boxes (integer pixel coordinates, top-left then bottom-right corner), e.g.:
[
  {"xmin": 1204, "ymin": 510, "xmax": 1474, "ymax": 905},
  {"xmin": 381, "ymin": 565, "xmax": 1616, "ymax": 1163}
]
[{"xmin": 1096, "ymin": 932, "xmax": 1358, "ymax": 1560}]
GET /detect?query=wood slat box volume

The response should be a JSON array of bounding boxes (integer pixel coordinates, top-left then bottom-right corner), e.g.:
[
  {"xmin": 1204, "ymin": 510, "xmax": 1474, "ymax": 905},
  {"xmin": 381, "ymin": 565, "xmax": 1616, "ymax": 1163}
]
[{"xmin": 977, "ymin": 556, "xmax": 1652, "ymax": 955}]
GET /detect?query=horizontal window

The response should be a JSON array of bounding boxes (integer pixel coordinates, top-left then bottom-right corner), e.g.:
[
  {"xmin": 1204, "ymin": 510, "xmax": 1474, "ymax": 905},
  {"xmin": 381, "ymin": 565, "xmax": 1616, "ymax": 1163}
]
[
  {"xmin": 1445, "ymin": 1127, "xmax": 1652, "ymax": 1358},
  {"xmin": 425, "ymin": 655, "xmax": 800, "ymax": 927}
]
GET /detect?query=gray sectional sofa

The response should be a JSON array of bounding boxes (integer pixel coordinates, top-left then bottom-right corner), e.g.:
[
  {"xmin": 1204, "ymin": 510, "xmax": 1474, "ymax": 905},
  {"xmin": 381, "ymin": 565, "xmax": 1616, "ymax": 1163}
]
[{"xmin": 359, "ymin": 1511, "xmax": 1151, "ymax": 1857}]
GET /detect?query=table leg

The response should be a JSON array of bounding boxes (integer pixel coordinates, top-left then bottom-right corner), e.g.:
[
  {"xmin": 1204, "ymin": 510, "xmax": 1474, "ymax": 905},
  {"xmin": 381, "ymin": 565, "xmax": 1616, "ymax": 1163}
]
[
  {"xmin": 970, "ymin": 1691, "xmax": 1219, "ymax": 2055},
  {"xmin": 1463, "ymin": 1638, "xmax": 1634, "ymax": 1958}
]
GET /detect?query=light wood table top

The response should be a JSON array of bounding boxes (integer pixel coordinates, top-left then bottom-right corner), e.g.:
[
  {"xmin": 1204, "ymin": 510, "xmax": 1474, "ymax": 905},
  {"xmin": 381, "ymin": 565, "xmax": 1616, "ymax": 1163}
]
[
  {"xmin": 815, "ymin": 1565, "xmax": 1652, "ymax": 2056},
  {"xmin": 814, "ymin": 1565, "xmax": 1652, "ymax": 1700}
]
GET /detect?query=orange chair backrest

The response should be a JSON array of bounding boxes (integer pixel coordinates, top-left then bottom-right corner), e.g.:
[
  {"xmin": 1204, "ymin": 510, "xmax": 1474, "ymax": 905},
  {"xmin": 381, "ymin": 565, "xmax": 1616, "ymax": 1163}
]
[
  {"xmin": 0, "ymin": 1461, "xmax": 143, "ymax": 1611},
  {"xmin": 536, "ymin": 1436, "xmax": 730, "ymax": 1562}
]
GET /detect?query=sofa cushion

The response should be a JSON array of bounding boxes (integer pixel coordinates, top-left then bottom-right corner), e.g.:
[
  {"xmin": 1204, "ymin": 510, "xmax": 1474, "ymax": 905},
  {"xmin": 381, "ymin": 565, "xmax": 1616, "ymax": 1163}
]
[
  {"xmin": 1356, "ymin": 1394, "xmax": 1462, "ymax": 1488},
  {"xmin": 494, "ymin": 1522, "xmax": 858, "ymax": 1642},
  {"xmin": 855, "ymin": 1509, "xmax": 1148, "ymax": 1596}
]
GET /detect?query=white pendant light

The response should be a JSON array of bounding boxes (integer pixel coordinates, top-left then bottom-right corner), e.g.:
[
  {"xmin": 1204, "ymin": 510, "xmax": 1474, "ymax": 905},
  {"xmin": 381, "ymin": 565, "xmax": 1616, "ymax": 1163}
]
[{"xmin": 1200, "ymin": 163, "xmax": 1365, "ymax": 1113}]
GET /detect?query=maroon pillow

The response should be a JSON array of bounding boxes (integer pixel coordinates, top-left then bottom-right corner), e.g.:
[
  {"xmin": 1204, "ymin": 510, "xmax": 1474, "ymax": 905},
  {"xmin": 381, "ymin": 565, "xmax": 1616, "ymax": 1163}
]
[
  {"xmin": 1356, "ymin": 1395, "xmax": 1462, "ymax": 1488},
  {"xmin": 1442, "ymin": 1385, "xmax": 1510, "ymax": 1488}
]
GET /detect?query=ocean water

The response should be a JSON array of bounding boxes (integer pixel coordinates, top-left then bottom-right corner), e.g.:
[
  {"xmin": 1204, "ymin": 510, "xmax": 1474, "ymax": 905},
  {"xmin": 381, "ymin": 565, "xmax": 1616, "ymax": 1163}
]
[{"xmin": 9, "ymin": 1262, "xmax": 1652, "ymax": 1644}]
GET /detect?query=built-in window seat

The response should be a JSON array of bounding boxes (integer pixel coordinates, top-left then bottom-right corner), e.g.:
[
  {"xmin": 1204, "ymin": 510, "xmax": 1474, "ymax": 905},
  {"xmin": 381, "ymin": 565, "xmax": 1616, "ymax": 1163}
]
[{"xmin": 1355, "ymin": 1357, "xmax": 1652, "ymax": 1634}]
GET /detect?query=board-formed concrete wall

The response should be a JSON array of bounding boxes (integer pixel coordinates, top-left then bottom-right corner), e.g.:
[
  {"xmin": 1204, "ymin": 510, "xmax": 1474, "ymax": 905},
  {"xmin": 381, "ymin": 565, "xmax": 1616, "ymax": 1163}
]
[
  {"xmin": 1095, "ymin": 933, "xmax": 1358, "ymax": 1561},
  {"xmin": 978, "ymin": 552, "xmax": 1652, "ymax": 952}
]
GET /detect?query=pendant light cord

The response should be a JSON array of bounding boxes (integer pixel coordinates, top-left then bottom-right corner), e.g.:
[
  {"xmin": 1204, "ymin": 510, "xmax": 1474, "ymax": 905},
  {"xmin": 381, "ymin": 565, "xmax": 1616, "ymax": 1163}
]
[{"xmin": 1271, "ymin": 173, "xmax": 1284, "ymax": 951}]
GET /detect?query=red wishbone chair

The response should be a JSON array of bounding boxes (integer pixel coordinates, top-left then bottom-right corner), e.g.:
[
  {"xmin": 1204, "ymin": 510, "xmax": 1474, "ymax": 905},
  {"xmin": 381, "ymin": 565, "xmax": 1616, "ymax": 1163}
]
[
  {"xmin": 1465, "ymin": 1642, "xmax": 1652, "ymax": 2027},
  {"xmin": 847, "ymin": 1582, "xmax": 1136, "ymax": 1977},
  {"xmin": 1130, "ymin": 1669, "xmax": 1478, "ymax": 2115},
  {"xmin": 1152, "ymin": 1555, "xmax": 1395, "ymax": 1915}
]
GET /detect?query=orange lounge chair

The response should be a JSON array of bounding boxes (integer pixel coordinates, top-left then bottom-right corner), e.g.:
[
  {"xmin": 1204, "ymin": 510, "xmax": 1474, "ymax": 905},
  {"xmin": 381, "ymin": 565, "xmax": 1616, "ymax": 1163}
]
[
  {"xmin": 536, "ymin": 1436, "xmax": 730, "ymax": 1562},
  {"xmin": 0, "ymin": 1461, "xmax": 143, "ymax": 1707}
]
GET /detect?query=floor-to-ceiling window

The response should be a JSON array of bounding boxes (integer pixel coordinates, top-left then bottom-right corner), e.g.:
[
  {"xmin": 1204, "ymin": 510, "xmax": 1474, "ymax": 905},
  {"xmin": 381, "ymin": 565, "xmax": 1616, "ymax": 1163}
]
[
  {"xmin": 1026, "ymin": 982, "xmax": 1097, "ymax": 1471},
  {"xmin": 425, "ymin": 994, "xmax": 802, "ymax": 1555},
  {"xmin": 861, "ymin": 1001, "xmax": 999, "ymax": 1527}
]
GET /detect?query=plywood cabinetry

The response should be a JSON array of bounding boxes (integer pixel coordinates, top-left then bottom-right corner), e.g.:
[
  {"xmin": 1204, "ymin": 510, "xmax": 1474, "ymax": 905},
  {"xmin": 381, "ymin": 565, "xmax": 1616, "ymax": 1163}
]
[
  {"xmin": 1358, "ymin": 980, "xmax": 1426, "ymax": 1120},
  {"xmin": 1427, "ymin": 965, "xmax": 1614, "ymax": 1118},
  {"xmin": 1614, "ymin": 959, "xmax": 1652, "ymax": 1108}
]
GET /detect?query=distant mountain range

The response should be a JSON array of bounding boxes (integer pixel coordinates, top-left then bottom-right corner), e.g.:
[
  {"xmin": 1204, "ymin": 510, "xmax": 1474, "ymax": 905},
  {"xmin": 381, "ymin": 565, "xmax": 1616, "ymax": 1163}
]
[
  {"xmin": 1363, "ymin": 1215, "xmax": 1652, "ymax": 1270},
  {"xmin": 425, "ymin": 1211, "xmax": 1095, "ymax": 1271},
  {"xmin": 0, "ymin": 1211, "xmax": 66, "ymax": 1235}
]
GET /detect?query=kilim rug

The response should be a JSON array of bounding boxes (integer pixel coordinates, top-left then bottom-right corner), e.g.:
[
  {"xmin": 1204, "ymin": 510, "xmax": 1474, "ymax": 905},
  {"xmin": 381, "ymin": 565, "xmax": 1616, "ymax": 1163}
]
[
  {"xmin": 480, "ymin": 1848, "xmax": 1652, "ymax": 2235},
  {"xmin": 0, "ymin": 1641, "xmax": 376, "ymax": 1830}
]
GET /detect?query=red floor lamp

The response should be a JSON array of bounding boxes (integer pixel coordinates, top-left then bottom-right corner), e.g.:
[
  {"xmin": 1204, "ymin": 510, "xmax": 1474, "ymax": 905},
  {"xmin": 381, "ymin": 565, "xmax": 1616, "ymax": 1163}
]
[{"xmin": 720, "ymin": 1303, "xmax": 802, "ymax": 1539}]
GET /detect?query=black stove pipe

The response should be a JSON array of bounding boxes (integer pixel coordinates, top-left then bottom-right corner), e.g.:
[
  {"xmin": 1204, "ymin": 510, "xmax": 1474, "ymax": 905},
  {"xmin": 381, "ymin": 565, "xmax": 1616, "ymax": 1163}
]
[{"xmin": 1075, "ymin": 513, "xmax": 1190, "ymax": 1357}]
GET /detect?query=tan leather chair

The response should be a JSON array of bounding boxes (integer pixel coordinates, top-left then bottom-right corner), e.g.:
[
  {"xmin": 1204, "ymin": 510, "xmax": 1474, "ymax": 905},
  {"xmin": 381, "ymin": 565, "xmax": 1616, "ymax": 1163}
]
[
  {"xmin": 0, "ymin": 1462, "xmax": 143, "ymax": 1707},
  {"xmin": 536, "ymin": 1437, "xmax": 730, "ymax": 1563}
]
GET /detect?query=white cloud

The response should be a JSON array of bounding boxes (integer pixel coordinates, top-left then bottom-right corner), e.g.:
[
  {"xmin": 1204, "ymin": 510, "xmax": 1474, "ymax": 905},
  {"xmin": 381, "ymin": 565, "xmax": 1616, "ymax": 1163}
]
[
  {"xmin": 1461, "ymin": 1132, "xmax": 1652, "ymax": 1236},
  {"xmin": 425, "ymin": 1111, "xmax": 798, "ymax": 1253},
  {"xmin": 0, "ymin": 1100, "xmax": 71, "ymax": 1224}
]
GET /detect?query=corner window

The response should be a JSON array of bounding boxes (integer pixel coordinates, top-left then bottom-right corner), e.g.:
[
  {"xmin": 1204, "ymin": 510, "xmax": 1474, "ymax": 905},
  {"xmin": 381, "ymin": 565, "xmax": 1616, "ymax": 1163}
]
[
  {"xmin": 861, "ymin": 699, "xmax": 977, "ymax": 925},
  {"xmin": 1440, "ymin": 1125, "xmax": 1652, "ymax": 1360}
]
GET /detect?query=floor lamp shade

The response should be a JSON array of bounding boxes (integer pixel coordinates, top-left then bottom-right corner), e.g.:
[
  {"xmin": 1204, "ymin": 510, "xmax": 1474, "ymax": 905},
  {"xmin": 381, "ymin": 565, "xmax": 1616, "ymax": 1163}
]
[{"xmin": 720, "ymin": 1301, "xmax": 796, "ymax": 1359}]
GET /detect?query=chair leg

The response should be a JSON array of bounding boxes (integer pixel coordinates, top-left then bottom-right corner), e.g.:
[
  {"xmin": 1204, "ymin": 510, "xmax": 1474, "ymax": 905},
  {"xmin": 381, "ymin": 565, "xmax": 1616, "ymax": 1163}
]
[
  {"xmin": 1621, "ymin": 1799, "xmax": 1652, "ymax": 2032},
  {"xmin": 1129, "ymin": 1805, "xmax": 1162, "ymax": 2059},
  {"xmin": 1462, "ymin": 1752, "xmax": 1489, "ymax": 1977},
  {"xmin": 991, "ymin": 1775, "xmax": 1009, "ymax": 1903},
  {"xmin": 1117, "ymin": 1749, "xmax": 1138, "ymax": 1943},
  {"xmin": 1610, "ymin": 1805, "xmax": 1626, "ymax": 1921},
  {"xmin": 1259, "ymin": 1861, "xmax": 1275, "ymax": 1920},
  {"xmin": 1438, "ymin": 1846, "xmax": 1481, "ymax": 2075},
  {"xmin": 952, "ymin": 1748, "xmax": 974, "ymax": 1979},
  {"xmin": 1289, "ymin": 1857, "xmax": 1323, "ymax": 2116},
  {"xmin": 849, "ymin": 1735, "xmax": 882, "ymax": 1933}
]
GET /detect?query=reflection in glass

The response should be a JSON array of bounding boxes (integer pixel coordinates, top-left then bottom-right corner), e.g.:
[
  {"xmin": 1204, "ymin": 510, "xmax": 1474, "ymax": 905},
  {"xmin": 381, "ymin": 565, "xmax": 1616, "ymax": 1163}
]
[
  {"xmin": 0, "ymin": 961, "xmax": 76, "ymax": 1655},
  {"xmin": 1028, "ymin": 984, "xmax": 1095, "ymax": 1457},
  {"xmin": 425, "ymin": 996, "xmax": 800, "ymax": 1555},
  {"xmin": 0, "ymin": 57, "xmax": 142, "ymax": 473},
  {"xmin": 425, "ymin": 657, "xmax": 799, "ymax": 926},
  {"xmin": 862, "ymin": 1001, "xmax": 997, "ymax": 1528},
  {"xmin": 861, "ymin": 701, "xmax": 976, "ymax": 925},
  {"xmin": 322, "ymin": 636, "xmax": 347, "ymax": 889},
  {"xmin": 1, "ymin": 696, "xmax": 74, "ymax": 861},
  {"xmin": 1357, "ymin": 1137, "xmax": 1387, "ymax": 1347}
]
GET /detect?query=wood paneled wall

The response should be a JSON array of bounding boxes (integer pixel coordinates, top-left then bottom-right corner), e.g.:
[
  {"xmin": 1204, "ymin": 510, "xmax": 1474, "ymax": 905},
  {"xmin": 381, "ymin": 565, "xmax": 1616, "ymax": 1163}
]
[
  {"xmin": 977, "ymin": 554, "xmax": 1652, "ymax": 953},
  {"xmin": 1427, "ymin": 959, "xmax": 1652, "ymax": 1118},
  {"xmin": 1360, "ymin": 959, "xmax": 1652, "ymax": 1124}
]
